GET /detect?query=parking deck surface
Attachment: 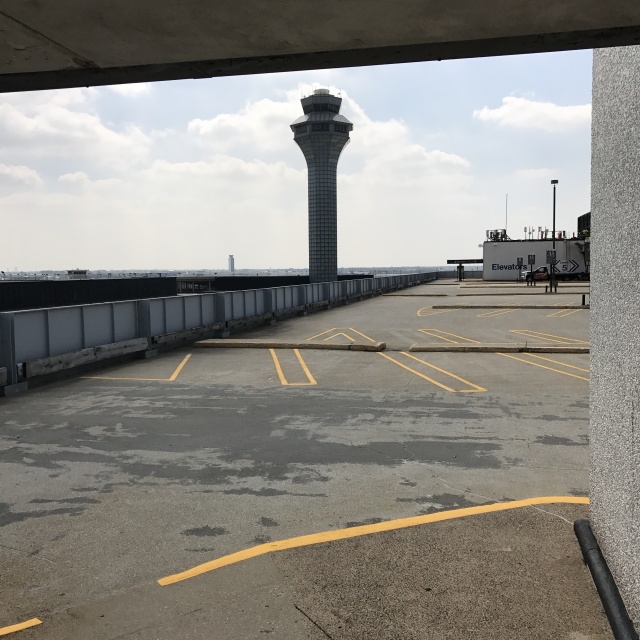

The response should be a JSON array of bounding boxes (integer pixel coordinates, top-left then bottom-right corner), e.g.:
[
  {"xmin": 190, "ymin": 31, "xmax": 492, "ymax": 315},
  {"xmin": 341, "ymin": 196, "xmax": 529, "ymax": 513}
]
[{"xmin": 0, "ymin": 280, "xmax": 605, "ymax": 639}]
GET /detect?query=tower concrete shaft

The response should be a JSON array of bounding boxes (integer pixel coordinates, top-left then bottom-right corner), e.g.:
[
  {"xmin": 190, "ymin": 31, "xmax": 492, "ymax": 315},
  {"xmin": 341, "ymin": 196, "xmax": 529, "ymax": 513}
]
[{"xmin": 291, "ymin": 89, "xmax": 353, "ymax": 283}]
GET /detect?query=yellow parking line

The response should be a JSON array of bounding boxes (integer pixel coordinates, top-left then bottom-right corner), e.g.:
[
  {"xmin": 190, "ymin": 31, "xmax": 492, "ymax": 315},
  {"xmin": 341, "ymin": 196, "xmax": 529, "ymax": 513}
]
[
  {"xmin": 294, "ymin": 349, "xmax": 318, "ymax": 385},
  {"xmin": 510, "ymin": 330, "xmax": 589, "ymax": 345},
  {"xmin": 0, "ymin": 619, "xmax": 42, "ymax": 636},
  {"xmin": 496, "ymin": 353, "xmax": 589, "ymax": 381},
  {"xmin": 269, "ymin": 349, "xmax": 289, "ymax": 385},
  {"xmin": 377, "ymin": 352, "xmax": 457, "ymax": 391},
  {"xmin": 555, "ymin": 309, "xmax": 582, "ymax": 318},
  {"xmin": 324, "ymin": 332, "xmax": 355, "ymax": 342},
  {"xmin": 477, "ymin": 309, "xmax": 518, "ymax": 317},
  {"xmin": 307, "ymin": 328, "xmax": 337, "ymax": 341},
  {"xmin": 167, "ymin": 354, "xmax": 192, "ymax": 381},
  {"xmin": 419, "ymin": 329, "xmax": 481, "ymax": 344},
  {"xmin": 269, "ymin": 349, "xmax": 317, "ymax": 386},
  {"xmin": 82, "ymin": 354, "xmax": 191, "ymax": 382},
  {"xmin": 418, "ymin": 329, "xmax": 459, "ymax": 344},
  {"xmin": 348, "ymin": 327, "xmax": 377, "ymax": 343},
  {"xmin": 417, "ymin": 308, "xmax": 454, "ymax": 317},
  {"xmin": 157, "ymin": 496, "xmax": 589, "ymax": 586},
  {"xmin": 546, "ymin": 309, "xmax": 566, "ymax": 317},
  {"xmin": 400, "ymin": 352, "xmax": 486, "ymax": 392},
  {"xmin": 525, "ymin": 353, "xmax": 590, "ymax": 373}
]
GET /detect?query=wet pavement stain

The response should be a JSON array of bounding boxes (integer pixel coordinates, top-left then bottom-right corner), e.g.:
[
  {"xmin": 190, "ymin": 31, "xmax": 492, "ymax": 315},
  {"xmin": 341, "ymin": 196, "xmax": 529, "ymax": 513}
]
[
  {"xmin": 222, "ymin": 488, "xmax": 327, "ymax": 498},
  {"xmin": 259, "ymin": 517, "xmax": 279, "ymax": 527},
  {"xmin": 535, "ymin": 435, "xmax": 588, "ymax": 446},
  {"xmin": 568, "ymin": 488, "xmax": 589, "ymax": 497},
  {"xmin": 0, "ymin": 502, "xmax": 85, "ymax": 527},
  {"xmin": 251, "ymin": 534, "xmax": 272, "ymax": 544},
  {"xmin": 345, "ymin": 517, "xmax": 388, "ymax": 528},
  {"xmin": 182, "ymin": 526, "xmax": 229, "ymax": 537},
  {"xmin": 396, "ymin": 492, "xmax": 483, "ymax": 512},
  {"xmin": 30, "ymin": 497, "xmax": 100, "ymax": 505}
]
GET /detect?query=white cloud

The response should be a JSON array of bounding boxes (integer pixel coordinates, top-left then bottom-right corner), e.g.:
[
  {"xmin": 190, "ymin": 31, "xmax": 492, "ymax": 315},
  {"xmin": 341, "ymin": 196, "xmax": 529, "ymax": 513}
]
[
  {"xmin": 105, "ymin": 83, "xmax": 152, "ymax": 96},
  {"xmin": 187, "ymin": 97, "xmax": 300, "ymax": 154},
  {"xmin": 473, "ymin": 96, "xmax": 591, "ymax": 132},
  {"xmin": 0, "ymin": 93, "xmax": 151, "ymax": 172},
  {"xmin": 0, "ymin": 163, "xmax": 42, "ymax": 188}
]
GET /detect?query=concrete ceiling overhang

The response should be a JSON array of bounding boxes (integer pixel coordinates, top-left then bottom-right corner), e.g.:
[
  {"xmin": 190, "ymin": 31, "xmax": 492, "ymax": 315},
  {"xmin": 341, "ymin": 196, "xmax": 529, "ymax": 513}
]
[{"xmin": 1, "ymin": 0, "xmax": 639, "ymax": 93}]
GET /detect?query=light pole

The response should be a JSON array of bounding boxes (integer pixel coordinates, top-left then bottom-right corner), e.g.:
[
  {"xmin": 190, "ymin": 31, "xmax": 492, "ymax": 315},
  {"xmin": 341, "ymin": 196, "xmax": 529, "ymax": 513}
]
[{"xmin": 550, "ymin": 179, "xmax": 558, "ymax": 292}]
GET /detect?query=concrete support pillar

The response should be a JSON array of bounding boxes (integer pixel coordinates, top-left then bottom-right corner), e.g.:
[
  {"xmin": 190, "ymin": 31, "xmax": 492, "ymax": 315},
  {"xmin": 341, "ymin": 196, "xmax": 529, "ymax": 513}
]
[{"xmin": 591, "ymin": 45, "xmax": 640, "ymax": 629}]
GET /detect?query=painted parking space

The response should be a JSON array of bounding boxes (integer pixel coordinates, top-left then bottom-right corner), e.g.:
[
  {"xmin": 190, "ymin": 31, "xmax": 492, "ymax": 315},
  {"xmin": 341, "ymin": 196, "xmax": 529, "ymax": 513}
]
[
  {"xmin": 377, "ymin": 352, "xmax": 486, "ymax": 392},
  {"xmin": 81, "ymin": 354, "xmax": 192, "ymax": 382},
  {"xmin": 496, "ymin": 352, "xmax": 590, "ymax": 382},
  {"xmin": 269, "ymin": 349, "xmax": 317, "ymax": 386},
  {"xmin": 509, "ymin": 330, "xmax": 590, "ymax": 345}
]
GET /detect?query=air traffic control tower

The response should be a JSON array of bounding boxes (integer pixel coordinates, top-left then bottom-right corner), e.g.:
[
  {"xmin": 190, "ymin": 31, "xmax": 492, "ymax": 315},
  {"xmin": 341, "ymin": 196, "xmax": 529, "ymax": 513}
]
[{"xmin": 291, "ymin": 89, "xmax": 353, "ymax": 283}]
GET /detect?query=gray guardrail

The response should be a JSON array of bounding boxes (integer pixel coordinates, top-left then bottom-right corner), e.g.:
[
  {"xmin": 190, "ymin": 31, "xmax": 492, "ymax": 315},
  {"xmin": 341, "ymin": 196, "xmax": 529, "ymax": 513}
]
[{"xmin": 0, "ymin": 273, "xmax": 435, "ymax": 395}]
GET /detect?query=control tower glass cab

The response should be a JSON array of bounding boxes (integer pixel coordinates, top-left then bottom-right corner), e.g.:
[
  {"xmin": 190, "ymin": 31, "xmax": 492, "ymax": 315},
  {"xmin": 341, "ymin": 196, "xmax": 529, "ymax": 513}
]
[{"xmin": 291, "ymin": 89, "xmax": 353, "ymax": 284}]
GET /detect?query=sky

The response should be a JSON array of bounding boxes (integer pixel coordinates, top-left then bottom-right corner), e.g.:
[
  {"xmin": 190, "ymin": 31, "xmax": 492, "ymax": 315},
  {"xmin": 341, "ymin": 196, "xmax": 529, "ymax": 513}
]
[{"xmin": 0, "ymin": 50, "xmax": 592, "ymax": 272}]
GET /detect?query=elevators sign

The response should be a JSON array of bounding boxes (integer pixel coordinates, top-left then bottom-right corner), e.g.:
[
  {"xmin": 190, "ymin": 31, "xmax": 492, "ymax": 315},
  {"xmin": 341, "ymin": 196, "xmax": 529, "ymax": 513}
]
[
  {"xmin": 517, "ymin": 257, "xmax": 523, "ymax": 267},
  {"xmin": 546, "ymin": 250, "xmax": 557, "ymax": 263},
  {"xmin": 528, "ymin": 254, "xmax": 536, "ymax": 265}
]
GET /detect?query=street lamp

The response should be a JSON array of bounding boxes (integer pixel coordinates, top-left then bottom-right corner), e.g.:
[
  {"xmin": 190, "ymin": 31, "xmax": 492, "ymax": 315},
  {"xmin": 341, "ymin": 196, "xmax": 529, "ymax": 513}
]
[{"xmin": 550, "ymin": 179, "xmax": 558, "ymax": 292}]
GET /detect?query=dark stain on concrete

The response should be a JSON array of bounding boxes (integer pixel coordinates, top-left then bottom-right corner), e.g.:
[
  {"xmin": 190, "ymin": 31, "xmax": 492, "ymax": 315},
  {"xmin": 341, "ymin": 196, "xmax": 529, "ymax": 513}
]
[
  {"xmin": 182, "ymin": 525, "xmax": 229, "ymax": 537},
  {"xmin": 568, "ymin": 488, "xmax": 589, "ymax": 497},
  {"xmin": 30, "ymin": 497, "xmax": 100, "ymax": 505},
  {"xmin": 0, "ymin": 502, "xmax": 85, "ymax": 527},
  {"xmin": 396, "ymin": 492, "xmax": 482, "ymax": 513},
  {"xmin": 535, "ymin": 435, "xmax": 588, "ymax": 447},
  {"xmin": 251, "ymin": 534, "xmax": 272, "ymax": 544},
  {"xmin": 222, "ymin": 488, "xmax": 327, "ymax": 498},
  {"xmin": 259, "ymin": 517, "xmax": 279, "ymax": 527},
  {"xmin": 345, "ymin": 517, "xmax": 388, "ymax": 528},
  {"xmin": 186, "ymin": 547, "xmax": 216, "ymax": 553}
]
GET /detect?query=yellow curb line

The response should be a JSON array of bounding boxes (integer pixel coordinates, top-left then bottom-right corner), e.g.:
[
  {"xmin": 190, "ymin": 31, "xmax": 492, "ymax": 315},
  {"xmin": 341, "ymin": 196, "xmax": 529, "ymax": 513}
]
[
  {"xmin": 0, "ymin": 618, "xmax": 42, "ymax": 636},
  {"xmin": 158, "ymin": 496, "xmax": 589, "ymax": 586}
]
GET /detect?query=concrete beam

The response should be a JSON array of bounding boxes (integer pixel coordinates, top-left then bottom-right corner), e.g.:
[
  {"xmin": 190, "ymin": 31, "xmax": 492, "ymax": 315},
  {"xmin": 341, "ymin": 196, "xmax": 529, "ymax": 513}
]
[{"xmin": 0, "ymin": 1, "xmax": 639, "ymax": 92}]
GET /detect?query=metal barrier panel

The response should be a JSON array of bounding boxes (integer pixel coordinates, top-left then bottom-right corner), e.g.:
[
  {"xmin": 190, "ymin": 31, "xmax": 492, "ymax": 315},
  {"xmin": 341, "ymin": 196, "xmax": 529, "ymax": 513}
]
[
  {"xmin": 84, "ymin": 303, "xmax": 115, "ymax": 347},
  {"xmin": 232, "ymin": 291, "xmax": 245, "ymax": 320},
  {"xmin": 164, "ymin": 297, "xmax": 185, "ymax": 333},
  {"xmin": 201, "ymin": 294, "xmax": 216, "ymax": 325},
  {"xmin": 150, "ymin": 299, "xmax": 166, "ymax": 336},
  {"xmin": 304, "ymin": 284, "xmax": 316, "ymax": 304},
  {"xmin": 184, "ymin": 295, "xmax": 203, "ymax": 329},
  {"xmin": 284, "ymin": 287, "xmax": 293, "ymax": 308},
  {"xmin": 14, "ymin": 310, "xmax": 48, "ymax": 362},
  {"xmin": 47, "ymin": 307, "xmax": 84, "ymax": 357},
  {"xmin": 113, "ymin": 301, "xmax": 138, "ymax": 342},
  {"xmin": 222, "ymin": 292, "xmax": 233, "ymax": 322},
  {"xmin": 275, "ymin": 288, "xmax": 285, "ymax": 310},
  {"xmin": 255, "ymin": 290, "xmax": 265, "ymax": 315},
  {"xmin": 244, "ymin": 290, "xmax": 256, "ymax": 317}
]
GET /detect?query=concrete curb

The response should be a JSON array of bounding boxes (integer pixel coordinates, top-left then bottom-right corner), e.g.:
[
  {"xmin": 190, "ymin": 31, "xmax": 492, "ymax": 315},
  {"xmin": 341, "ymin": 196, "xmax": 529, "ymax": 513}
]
[
  {"xmin": 432, "ymin": 305, "xmax": 590, "ymax": 310},
  {"xmin": 193, "ymin": 339, "xmax": 386, "ymax": 352},
  {"xmin": 408, "ymin": 344, "xmax": 590, "ymax": 353},
  {"xmin": 574, "ymin": 519, "xmax": 639, "ymax": 640},
  {"xmin": 457, "ymin": 291, "xmax": 589, "ymax": 296}
]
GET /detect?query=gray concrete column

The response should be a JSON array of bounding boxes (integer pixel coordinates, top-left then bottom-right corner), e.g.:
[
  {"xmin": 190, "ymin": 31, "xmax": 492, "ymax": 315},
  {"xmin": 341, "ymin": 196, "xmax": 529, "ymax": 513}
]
[{"xmin": 591, "ymin": 45, "xmax": 640, "ymax": 629}]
